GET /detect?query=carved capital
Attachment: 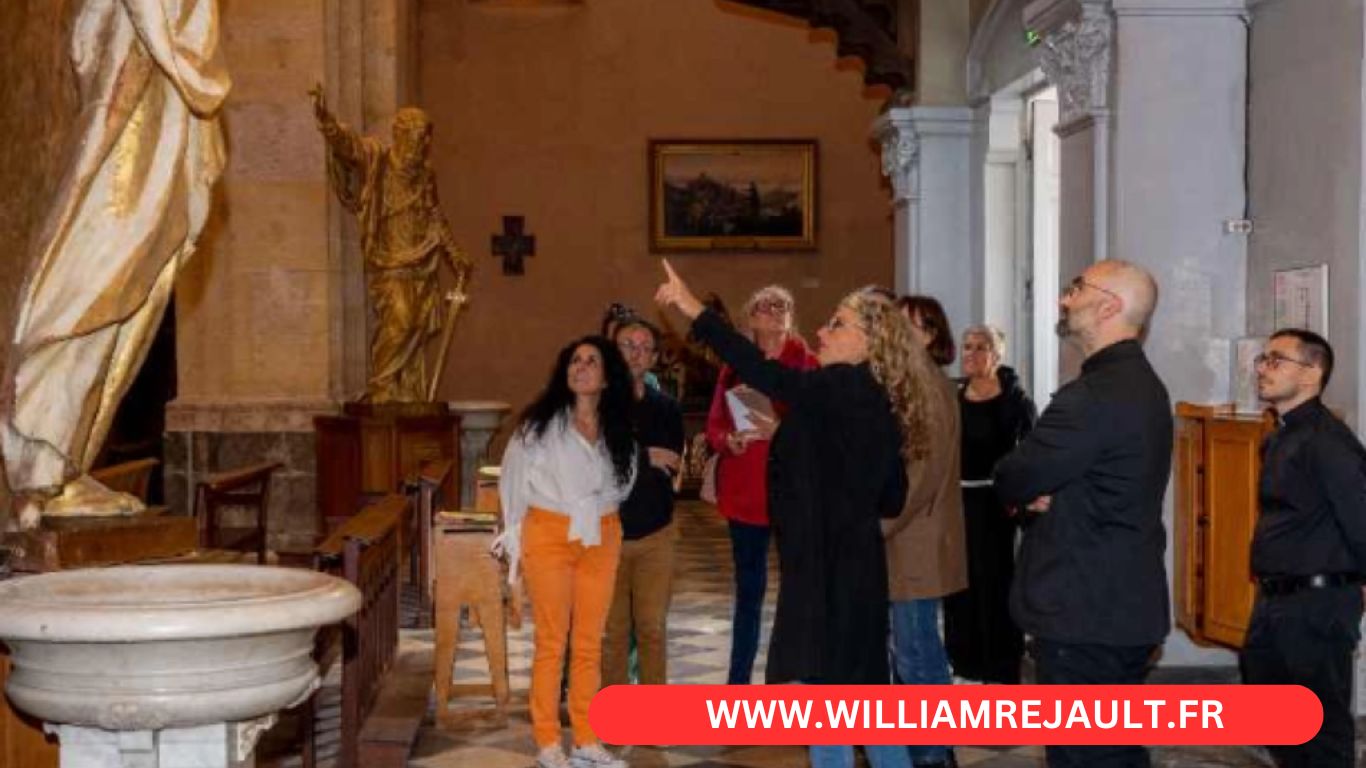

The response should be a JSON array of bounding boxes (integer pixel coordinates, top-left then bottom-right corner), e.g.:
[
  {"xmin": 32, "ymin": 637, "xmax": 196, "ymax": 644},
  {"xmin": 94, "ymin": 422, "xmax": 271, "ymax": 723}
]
[
  {"xmin": 874, "ymin": 119, "xmax": 919, "ymax": 203},
  {"xmin": 1035, "ymin": 4, "xmax": 1114, "ymax": 126}
]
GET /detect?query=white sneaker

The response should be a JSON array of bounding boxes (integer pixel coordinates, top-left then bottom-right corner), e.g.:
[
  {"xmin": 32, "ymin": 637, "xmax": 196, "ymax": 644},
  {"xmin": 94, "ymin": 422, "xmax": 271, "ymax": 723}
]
[
  {"xmin": 570, "ymin": 742, "xmax": 627, "ymax": 768},
  {"xmin": 537, "ymin": 745, "xmax": 573, "ymax": 768}
]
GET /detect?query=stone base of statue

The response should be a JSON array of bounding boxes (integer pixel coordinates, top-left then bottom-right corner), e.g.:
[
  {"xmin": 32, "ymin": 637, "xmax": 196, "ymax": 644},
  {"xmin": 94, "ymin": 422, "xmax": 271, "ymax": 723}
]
[
  {"xmin": 315, "ymin": 401, "xmax": 461, "ymax": 530},
  {"xmin": 446, "ymin": 401, "xmax": 511, "ymax": 509},
  {"xmin": 5, "ymin": 476, "xmax": 168, "ymax": 573}
]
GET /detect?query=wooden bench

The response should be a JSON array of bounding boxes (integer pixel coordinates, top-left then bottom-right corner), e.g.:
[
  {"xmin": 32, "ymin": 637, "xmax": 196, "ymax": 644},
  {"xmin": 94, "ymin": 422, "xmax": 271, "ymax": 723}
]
[{"xmin": 195, "ymin": 461, "xmax": 283, "ymax": 564}]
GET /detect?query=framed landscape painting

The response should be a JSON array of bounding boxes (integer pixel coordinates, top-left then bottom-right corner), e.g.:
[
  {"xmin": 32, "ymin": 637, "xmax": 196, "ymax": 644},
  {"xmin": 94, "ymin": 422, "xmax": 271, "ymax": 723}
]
[{"xmin": 649, "ymin": 139, "xmax": 817, "ymax": 252}]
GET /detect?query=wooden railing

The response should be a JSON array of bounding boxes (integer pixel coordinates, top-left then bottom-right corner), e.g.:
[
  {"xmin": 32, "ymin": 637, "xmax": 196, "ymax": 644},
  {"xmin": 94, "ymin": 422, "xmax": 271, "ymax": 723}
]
[{"xmin": 309, "ymin": 494, "xmax": 407, "ymax": 768}]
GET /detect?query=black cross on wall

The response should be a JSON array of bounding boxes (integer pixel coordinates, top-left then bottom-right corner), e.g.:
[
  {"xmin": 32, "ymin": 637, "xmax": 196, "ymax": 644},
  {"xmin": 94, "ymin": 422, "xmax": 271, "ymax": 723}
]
[{"xmin": 491, "ymin": 216, "xmax": 536, "ymax": 275}]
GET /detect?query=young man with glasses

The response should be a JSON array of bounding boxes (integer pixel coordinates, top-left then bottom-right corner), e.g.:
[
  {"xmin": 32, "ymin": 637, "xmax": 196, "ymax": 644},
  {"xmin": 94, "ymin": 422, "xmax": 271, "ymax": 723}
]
[
  {"xmin": 1242, "ymin": 328, "xmax": 1366, "ymax": 767},
  {"xmin": 994, "ymin": 259, "xmax": 1171, "ymax": 768},
  {"xmin": 601, "ymin": 318, "xmax": 685, "ymax": 690}
]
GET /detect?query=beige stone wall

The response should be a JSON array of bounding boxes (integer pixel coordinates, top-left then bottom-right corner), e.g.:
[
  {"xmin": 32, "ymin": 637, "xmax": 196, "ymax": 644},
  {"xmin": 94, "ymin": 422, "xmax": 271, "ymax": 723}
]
[
  {"xmin": 419, "ymin": 0, "xmax": 894, "ymax": 421},
  {"xmin": 0, "ymin": 0, "xmax": 81, "ymax": 515},
  {"xmin": 918, "ymin": 0, "xmax": 971, "ymax": 105},
  {"xmin": 174, "ymin": 0, "xmax": 333, "ymax": 406}
]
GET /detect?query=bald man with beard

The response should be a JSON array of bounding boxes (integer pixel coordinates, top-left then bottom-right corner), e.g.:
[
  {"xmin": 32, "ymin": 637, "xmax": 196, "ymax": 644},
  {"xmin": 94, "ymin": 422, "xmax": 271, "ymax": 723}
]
[{"xmin": 994, "ymin": 259, "xmax": 1172, "ymax": 768}]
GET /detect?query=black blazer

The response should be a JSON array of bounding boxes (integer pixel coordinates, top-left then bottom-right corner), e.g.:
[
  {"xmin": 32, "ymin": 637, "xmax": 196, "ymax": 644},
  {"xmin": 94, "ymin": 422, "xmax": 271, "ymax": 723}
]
[
  {"xmin": 692, "ymin": 310, "xmax": 907, "ymax": 684},
  {"xmin": 994, "ymin": 340, "xmax": 1173, "ymax": 647}
]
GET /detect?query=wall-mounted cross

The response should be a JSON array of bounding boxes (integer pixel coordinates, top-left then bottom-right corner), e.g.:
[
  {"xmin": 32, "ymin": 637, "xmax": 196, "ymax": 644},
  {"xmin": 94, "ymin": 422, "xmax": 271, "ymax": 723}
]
[{"xmin": 491, "ymin": 215, "xmax": 536, "ymax": 275}]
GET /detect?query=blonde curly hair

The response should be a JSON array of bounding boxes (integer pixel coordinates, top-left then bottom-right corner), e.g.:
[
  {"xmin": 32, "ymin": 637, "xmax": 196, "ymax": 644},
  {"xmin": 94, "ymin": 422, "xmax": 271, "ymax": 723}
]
[{"xmin": 840, "ymin": 288, "xmax": 937, "ymax": 460}]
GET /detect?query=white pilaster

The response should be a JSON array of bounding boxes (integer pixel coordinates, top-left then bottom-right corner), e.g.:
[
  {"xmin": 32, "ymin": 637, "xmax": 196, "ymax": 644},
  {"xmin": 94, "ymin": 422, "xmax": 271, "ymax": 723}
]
[
  {"xmin": 873, "ymin": 107, "xmax": 977, "ymax": 351},
  {"xmin": 1027, "ymin": 0, "xmax": 1115, "ymax": 283}
]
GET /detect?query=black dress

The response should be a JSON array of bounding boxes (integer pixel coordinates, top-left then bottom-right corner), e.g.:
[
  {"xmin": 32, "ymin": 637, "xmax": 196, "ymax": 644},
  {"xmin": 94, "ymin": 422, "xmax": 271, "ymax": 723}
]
[
  {"xmin": 691, "ymin": 309, "xmax": 908, "ymax": 685},
  {"xmin": 943, "ymin": 366, "xmax": 1036, "ymax": 683}
]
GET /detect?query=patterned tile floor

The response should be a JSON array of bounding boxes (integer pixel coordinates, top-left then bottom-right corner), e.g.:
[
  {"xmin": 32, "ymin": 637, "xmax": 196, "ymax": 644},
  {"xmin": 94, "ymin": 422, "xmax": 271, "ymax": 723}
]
[{"xmin": 409, "ymin": 501, "xmax": 1279, "ymax": 767}]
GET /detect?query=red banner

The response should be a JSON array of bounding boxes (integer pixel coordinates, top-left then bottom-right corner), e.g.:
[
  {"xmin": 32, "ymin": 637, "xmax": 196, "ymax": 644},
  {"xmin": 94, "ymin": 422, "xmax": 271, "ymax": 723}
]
[{"xmin": 588, "ymin": 685, "xmax": 1321, "ymax": 746}]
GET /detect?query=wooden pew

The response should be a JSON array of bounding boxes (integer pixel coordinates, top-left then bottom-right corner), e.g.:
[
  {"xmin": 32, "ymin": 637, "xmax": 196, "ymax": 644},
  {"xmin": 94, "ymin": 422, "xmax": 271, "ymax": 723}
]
[
  {"xmin": 195, "ymin": 462, "xmax": 283, "ymax": 564},
  {"xmin": 405, "ymin": 459, "xmax": 453, "ymax": 629},
  {"xmin": 311, "ymin": 494, "xmax": 404, "ymax": 768},
  {"xmin": 307, "ymin": 493, "xmax": 436, "ymax": 768}
]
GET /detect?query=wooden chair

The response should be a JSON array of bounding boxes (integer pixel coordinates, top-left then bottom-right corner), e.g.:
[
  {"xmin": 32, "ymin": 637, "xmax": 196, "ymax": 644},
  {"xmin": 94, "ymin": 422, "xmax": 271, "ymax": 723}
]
[
  {"xmin": 89, "ymin": 457, "xmax": 159, "ymax": 502},
  {"xmin": 431, "ymin": 523, "xmax": 510, "ymax": 727},
  {"xmin": 195, "ymin": 462, "xmax": 283, "ymax": 564}
]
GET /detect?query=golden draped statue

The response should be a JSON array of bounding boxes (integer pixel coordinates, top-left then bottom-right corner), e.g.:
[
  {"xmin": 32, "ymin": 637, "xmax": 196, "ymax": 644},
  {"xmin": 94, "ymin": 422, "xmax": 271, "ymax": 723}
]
[
  {"xmin": 1, "ymin": 0, "xmax": 230, "ymax": 527},
  {"xmin": 311, "ymin": 87, "xmax": 474, "ymax": 404}
]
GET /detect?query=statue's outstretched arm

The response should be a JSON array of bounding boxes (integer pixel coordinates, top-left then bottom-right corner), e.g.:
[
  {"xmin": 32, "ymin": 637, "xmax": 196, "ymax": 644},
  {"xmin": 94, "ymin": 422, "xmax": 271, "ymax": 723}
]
[{"xmin": 309, "ymin": 84, "xmax": 364, "ymax": 168}]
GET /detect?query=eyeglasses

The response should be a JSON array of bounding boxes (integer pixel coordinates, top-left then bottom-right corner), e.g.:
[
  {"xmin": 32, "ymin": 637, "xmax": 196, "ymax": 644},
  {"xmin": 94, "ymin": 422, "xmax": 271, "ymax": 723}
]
[
  {"xmin": 750, "ymin": 298, "xmax": 791, "ymax": 316},
  {"xmin": 618, "ymin": 340, "xmax": 656, "ymax": 356},
  {"xmin": 1063, "ymin": 276, "xmax": 1122, "ymax": 302},
  {"xmin": 1254, "ymin": 352, "xmax": 1314, "ymax": 371}
]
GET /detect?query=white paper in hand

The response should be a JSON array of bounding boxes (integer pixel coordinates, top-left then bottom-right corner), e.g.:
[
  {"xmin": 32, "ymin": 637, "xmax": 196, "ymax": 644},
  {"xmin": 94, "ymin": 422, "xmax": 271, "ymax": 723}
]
[
  {"xmin": 725, "ymin": 386, "xmax": 775, "ymax": 432},
  {"xmin": 726, "ymin": 388, "xmax": 756, "ymax": 431}
]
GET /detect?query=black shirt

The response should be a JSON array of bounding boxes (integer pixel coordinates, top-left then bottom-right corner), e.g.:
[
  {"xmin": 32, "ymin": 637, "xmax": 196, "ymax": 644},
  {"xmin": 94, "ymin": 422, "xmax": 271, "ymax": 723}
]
[
  {"xmin": 994, "ymin": 339, "xmax": 1173, "ymax": 646},
  {"xmin": 619, "ymin": 386, "xmax": 684, "ymax": 540},
  {"xmin": 959, "ymin": 366, "xmax": 1036, "ymax": 481},
  {"xmin": 1251, "ymin": 397, "xmax": 1366, "ymax": 578}
]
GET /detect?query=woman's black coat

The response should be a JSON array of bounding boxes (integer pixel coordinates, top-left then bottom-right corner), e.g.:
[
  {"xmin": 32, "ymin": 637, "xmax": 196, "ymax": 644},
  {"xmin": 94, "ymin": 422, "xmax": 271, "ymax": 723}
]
[{"xmin": 692, "ymin": 310, "xmax": 907, "ymax": 684}]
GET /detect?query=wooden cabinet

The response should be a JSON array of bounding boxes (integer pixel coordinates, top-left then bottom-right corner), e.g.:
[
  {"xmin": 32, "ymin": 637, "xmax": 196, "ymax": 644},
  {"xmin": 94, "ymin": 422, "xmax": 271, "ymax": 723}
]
[{"xmin": 1173, "ymin": 403, "xmax": 1274, "ymax": 648}]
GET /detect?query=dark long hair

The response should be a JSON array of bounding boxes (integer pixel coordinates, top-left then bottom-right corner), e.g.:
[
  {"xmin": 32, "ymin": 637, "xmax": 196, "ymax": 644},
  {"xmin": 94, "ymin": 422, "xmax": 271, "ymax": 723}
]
[{"xmin": 517, "ymin": 336, "xmax": 636, "ymax": 486}]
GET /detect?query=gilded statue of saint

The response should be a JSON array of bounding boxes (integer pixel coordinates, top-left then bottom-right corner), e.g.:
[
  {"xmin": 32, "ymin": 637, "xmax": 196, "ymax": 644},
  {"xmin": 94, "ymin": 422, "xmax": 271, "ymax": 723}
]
[{"xmin": 311, "ymin": 86, "xmax": 473, "ymax": 403}]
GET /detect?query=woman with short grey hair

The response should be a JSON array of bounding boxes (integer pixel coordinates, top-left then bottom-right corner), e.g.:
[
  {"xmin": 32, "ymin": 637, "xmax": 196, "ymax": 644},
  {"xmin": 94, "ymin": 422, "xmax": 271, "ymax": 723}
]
[{"xmin": 943, "ymin": 323, "xmax": 1037, "ymax": 685}]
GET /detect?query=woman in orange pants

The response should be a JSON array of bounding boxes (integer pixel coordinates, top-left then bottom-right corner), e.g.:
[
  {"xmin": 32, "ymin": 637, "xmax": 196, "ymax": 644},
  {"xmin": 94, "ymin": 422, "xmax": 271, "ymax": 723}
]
[{"xmin": 497, "ymin": 336, "xmax": 637, "ymax": 768}]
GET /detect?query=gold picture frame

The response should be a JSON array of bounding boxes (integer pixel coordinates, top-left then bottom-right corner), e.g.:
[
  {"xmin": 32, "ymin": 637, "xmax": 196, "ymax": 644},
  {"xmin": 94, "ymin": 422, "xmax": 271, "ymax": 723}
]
[{"xmin": 649, "ymin": 139, "xmax": 818, "ymax": 252}]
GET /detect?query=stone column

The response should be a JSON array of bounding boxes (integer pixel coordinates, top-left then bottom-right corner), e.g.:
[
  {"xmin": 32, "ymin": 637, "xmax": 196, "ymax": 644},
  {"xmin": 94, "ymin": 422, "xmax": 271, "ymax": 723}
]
[
  {"xmin": 325, "ymin": 0, "xmax": 417, "ymax": 402},
  {"xmin": 975, "ymin": 92, "xmax": 1029, "ymax": 363},
  {"xmin": 169, "ymin": 0, "xmax": 342, "ymax": 551},
  {"xmin": 873, "ymin": 107, "xmax": 977, "ymax": 351},
  {"xmin": 169, "ymin": 0, "xmax": 419, "ymax": 549}
]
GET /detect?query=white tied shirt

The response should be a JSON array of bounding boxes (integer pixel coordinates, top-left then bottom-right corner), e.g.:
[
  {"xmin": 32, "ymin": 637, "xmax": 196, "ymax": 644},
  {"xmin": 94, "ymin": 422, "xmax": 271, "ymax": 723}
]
[{"xmin": 497, "ymin": 411, "xmax": 635, "ymax": 580}]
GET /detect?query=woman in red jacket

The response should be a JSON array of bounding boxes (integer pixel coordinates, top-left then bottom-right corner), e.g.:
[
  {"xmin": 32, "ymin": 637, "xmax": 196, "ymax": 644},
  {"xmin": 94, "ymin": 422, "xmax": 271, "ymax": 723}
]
[{"xmin": 705, "ymin": 285, "xmax": 818, "ymax": 684}]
